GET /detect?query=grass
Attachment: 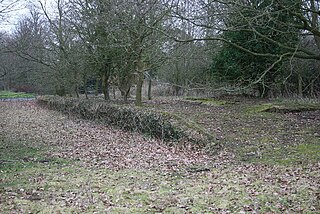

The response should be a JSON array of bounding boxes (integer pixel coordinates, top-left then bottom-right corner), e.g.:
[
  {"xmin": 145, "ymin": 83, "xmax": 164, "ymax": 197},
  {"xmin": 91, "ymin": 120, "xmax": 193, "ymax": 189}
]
[
  {"xmin": 2, "ymin": 164, "xmax": 316, "ymax": 213},
  {"xmin": 245, "ymin": 99, "xmax": 320, "ymax": 113},
  {"xmin": 0, "ymin": 136, "xmax": 40, "ymax": 172},
  {"xmin": 184, "ymin": 97, "xmax": 229, "ymax": 106},
  {"xmin": 0, "ymin": 136, "xmax": 69, "ymax": 176},
  {"xmin": 1, "ymin": 138, "xmax": 319, "ymax": 213},
  {"xmin": 244, "ymin": 143, "xmax": 320, "ymax": 165},
  {"xmin": 219, "ymin": 98, "xmax": 320, "ymax": 166},
  {"xmin": 1, "ymin": 98, "xmax": 320, "ymax": 213},
  {"xmin": 147, "ymin": 96, "xmax": 320, "ymax": 166},
  {"xmin": 0, "ymin": 90, "xmax": 35, "ymax": 99}
]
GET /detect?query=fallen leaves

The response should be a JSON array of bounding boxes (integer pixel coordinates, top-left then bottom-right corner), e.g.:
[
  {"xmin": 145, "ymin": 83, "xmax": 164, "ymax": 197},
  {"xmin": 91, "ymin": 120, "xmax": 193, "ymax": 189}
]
[{"xmin": 1, "ymin": 100, "xmax": 319, "ymax": 213}]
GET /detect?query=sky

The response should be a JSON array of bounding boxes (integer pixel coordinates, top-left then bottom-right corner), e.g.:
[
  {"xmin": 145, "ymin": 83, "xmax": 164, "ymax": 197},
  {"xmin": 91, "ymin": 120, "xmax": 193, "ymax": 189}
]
[
  {"xmin": 0, "ymin": 0, "xmax": 53, "ymax": 33},
  {"xmin": 0, "ymin": 0, "xmax": 29, "ymax": 32}
]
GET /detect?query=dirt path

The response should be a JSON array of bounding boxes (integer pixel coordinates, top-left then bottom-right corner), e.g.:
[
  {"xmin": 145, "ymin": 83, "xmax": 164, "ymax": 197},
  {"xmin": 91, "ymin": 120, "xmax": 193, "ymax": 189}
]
[{"xmin": 1, "ymin": 101, "xmax": 319, "ymax": 213}]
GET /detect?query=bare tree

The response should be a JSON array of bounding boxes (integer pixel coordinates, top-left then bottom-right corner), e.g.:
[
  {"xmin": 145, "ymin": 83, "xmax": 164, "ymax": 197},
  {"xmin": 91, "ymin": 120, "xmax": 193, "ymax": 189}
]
[
  {"xmin": 0, "ymin": 0, "xmax": 20, "ymax": 83},
  {"xmin": 111, "ymin": 0, "xmax": 174, "ymax": 105},
  {"xmin": 0, "ymin": 0, "xmax": 19, "ymax": 18},
  {"xmin": 39, "ymin": 0, "xmax": 85, "ymax": 96},
  {"xmin": 166, "ymin": 0, "xmax": 320, "ymax": 96},
  {"xmin": 68, "ymin": 0, "xmax": 174, "ymax": 105}
]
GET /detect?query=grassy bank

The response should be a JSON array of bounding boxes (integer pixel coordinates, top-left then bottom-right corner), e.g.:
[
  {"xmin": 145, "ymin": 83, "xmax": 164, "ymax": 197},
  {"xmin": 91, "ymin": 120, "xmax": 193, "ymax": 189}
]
[
  {"xmin": 0, "ymin": 91, "xmax": 35, "ymax": 99},
  {"xmin": 1, "ymin": 99, "xmax": 319, "ymax": 213},
  {"xmin": 1, "ymin": 136, "xmax": 319, "ymax": 213}
]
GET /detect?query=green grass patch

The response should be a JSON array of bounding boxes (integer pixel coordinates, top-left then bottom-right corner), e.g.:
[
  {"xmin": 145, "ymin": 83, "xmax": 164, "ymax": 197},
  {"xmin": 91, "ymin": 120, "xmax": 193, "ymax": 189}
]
[
  {"xmin": 0, "ymin": 137, "xmax": 43, "ymax": 173},
  {"xmin": 2, "ymin": 164, "xmax": 318, "ymax": 213},
  {"xmin": 244, "ymin": 143, "xmax": 320, "ymax": 165},
  {"xmin": 245, "ymin": 103, "xmax": 274, "ymax": 113},
  {"xmin": 0, "ymin": 90, "xmax": 35, "ymax": 99},
  {"xmin": 246, "ymin": 100, "xmax": 320, "ymax": 114},
  {"xmin": 185, "ymin": 97, "xmax": 229, "ymax": 106},
  {"xmin": 0, "ymin": 136, "xmax": 69, "ymax": 174}
]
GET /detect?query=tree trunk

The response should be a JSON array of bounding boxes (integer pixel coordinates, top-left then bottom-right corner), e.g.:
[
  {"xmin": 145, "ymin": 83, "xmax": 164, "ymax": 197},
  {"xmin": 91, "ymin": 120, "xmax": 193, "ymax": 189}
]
[
  {"xmin": 120, "ymin": 86, "xmax": 130, "ymax": 101},
  {"xmin": 135, "ymin": 72, "xmax": 144, "ymax": 106},
  {"xmin": 174, "ymin": 85, "xmax": 181, "ymax": 96},
  {"xmin": 74, "ymin": 75, "xmax": 79, "ymax": 98},
  {"xmin": 56, "ymin": 84, "xmax": 66, "ymax": 96},
  {"xmin": 95, "ymin": 76, "xmax": 100, "ymax": 96},
  {"xmin": 311, "ymin": 0, "xmax": 320, "ymax": 50},
  {"xmin": 102, "ymin": 71, "xmax": 110, "ymax": 100},
  {"xmin": 310, "ymin": 79, "xmax": 315, "ymax": 98},
  {"xmin": 74, "ymin": 70, "xmax": 79, "ymax": 98},
  {"xmin": 113, "ymin": 87, "xmax": 116, "ymax": 99},
  {"xmin": 174, "ymin": 61, "xmax": 181, "ymax": 96},
  {"xmin": 147, "ymin": 79, "xmax": 152, "ymax": 100},
  {"xmin": 298, "ymin": 73, "xmax": 303, "ymax": 97},
  {"xmin": 83, "ymin": 75, "xmax": 88, "ymax": 99},
  {"xmin": 75, "ymin": 85, "xmax": 79, "ymax": 98},
  {"xmin": 258, "ymin": 84, "xmax": 267, "ymax": 98},
  {"xmin": 119, "ymin": 74, "xmax": 132, "ymax": 101}
]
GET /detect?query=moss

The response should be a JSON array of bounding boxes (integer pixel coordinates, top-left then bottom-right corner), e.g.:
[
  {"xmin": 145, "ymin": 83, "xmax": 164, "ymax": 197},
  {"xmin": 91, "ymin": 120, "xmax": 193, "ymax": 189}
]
[
  {"xmin": 0, "ymin": 138, "xmax": 42, "ymax": 173},
  {"xmin": 245, "ymin": 103, "xmax": 274, "ymax": 113},
  {"xmin": 185, "ymin": 97, "xmax": 229, "ymax": 106},
  {"xmin": 246, "ymin": 100, "xmax": 320, "ymax": 114},
  {"xmin": 246, "ymin": 143, "xmax": 320, "ymax": 165},
  {"xmin": 295, "ymin": 143, "xmax": 320, "ymax": 158},
  {"xmin": 166, "ymin": 112, "xmax": 219, "ymax": 149},
  {"xmin": 0, "ymin": 91, "xmax": 35, "ymax": 99}
]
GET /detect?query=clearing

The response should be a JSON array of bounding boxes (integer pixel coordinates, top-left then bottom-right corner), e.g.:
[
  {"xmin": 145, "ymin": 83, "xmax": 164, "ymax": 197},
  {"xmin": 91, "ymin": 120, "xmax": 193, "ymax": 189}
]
[{"xmin": 0, "ymin": 98, "xmax": 319, "ymax": 213}]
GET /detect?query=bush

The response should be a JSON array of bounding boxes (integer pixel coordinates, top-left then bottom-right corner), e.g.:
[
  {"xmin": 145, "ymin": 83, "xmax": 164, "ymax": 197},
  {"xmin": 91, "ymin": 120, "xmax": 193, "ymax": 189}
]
[
  {"xmin": 37, "ymin": 96, "xmax": 184, "ymax": 142},
  {"xmin": 37, "ymin": 96, "xmax": 220, "ymax": 150}
]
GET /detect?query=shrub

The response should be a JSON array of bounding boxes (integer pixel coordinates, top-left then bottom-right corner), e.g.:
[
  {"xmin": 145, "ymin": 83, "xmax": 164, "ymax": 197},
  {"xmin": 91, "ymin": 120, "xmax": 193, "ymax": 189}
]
[
  {"xmin": 37, "ymin": 96, "xmax": 220, "ymax": 150},
  {"xmin": 37, "ymin": 96, "xmax": 184, "ymax": 141}
]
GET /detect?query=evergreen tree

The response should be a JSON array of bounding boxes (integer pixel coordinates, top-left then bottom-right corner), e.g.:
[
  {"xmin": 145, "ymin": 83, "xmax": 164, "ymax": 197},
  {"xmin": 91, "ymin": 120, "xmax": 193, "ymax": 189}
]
[{"xmin": 211, "ymin": 0, "xmax": 300, "ymax": 97}]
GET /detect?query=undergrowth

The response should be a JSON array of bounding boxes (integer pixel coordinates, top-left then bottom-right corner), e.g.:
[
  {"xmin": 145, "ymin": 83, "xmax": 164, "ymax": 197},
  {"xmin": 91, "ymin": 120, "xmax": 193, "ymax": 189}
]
[{"xmin": 37, "ymin": 96, "xmax": 219, "ymax": 149}]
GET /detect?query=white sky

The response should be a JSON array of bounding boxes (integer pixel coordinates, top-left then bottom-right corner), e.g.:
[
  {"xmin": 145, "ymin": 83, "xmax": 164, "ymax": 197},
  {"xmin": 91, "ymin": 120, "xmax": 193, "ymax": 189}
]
[
  {"xmin": 0, "ymin": 0, "xmax": 28, "ymax": 32},
  {"xmin": 0, "ymin": 0, "xmax": 53, "ymax": 33}
]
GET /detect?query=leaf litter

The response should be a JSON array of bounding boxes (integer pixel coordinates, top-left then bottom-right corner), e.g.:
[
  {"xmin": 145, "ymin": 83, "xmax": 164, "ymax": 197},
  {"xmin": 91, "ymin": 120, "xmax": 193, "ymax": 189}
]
[{"xmin": 0, "ymin": 100, "xmax": 319, "ymax": 213}]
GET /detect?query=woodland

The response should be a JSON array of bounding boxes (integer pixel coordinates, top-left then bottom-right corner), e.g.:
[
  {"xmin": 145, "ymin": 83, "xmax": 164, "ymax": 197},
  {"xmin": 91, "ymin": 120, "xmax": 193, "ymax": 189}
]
[
  {"xmin": 1, "ymin": 0, "xmax": 320, "ymax": 213},
  {"xmin": 0, "ymin": 0, "xmax": 320, "ymax": 101}
]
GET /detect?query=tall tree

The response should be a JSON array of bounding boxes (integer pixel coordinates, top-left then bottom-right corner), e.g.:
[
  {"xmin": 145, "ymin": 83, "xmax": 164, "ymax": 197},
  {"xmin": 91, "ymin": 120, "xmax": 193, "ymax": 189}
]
[
  {"xmin": 211, "ymin": 0, "xmax": 300, "ymax": 96},
  {"xmin": 73, "ymin": 0, "xmax": 173, "ymax": 105},
  {"xmin": 39, "ymin": 0, "xmax": 84, "ymax": 96},
  {"xmin": 2, "ymin": 9, "xmax": 53, "ymax": 93},
  {"xmin": 171, "ymin": 0, "xmax": 320, "ymax": 97},
  {"xmin": 108, "ymin": 0, "xmax": 172, "ymax": 105}
]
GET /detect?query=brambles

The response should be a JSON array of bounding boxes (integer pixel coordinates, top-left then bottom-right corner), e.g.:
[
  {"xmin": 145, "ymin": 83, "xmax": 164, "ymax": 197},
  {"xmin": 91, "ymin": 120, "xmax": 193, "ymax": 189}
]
[{"xmin": 37, "ymin": 96, "xmax": 218, "ymax": 148}]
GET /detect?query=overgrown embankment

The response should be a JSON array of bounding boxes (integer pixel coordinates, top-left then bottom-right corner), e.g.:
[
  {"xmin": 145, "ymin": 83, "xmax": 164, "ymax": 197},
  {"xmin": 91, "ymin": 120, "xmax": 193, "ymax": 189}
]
[
  {"xmin": 1, "ymin": 99, "xmax": 320, "ymax": 213},
  {"xmin": 37, "ymin": 96, "xmax": 219, "ymax": 150}
]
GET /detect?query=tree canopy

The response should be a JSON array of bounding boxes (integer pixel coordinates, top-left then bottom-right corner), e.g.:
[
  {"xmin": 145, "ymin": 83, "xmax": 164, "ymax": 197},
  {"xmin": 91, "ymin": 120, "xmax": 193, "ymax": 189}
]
[{"xmin": 1, "ymin": 0, "xmax": 319, "ymax": 100}]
